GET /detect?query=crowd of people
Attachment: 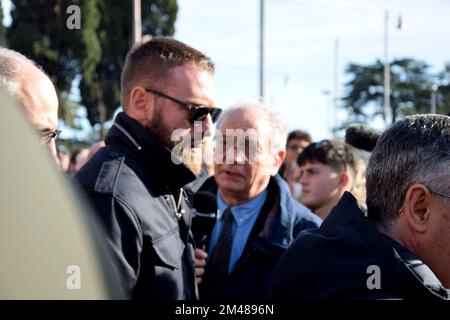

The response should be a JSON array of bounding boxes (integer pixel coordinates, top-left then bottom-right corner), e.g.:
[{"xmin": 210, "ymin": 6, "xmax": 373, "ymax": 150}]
[{"xmin": 0, "ymin": 36, "xmax": 449, "ymax": 300}]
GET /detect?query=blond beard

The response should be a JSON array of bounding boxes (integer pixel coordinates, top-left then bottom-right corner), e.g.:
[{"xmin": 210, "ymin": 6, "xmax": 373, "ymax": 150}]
[{"xmin": 178, "ymin": 145, "xmax": 203, "ymax": 176}]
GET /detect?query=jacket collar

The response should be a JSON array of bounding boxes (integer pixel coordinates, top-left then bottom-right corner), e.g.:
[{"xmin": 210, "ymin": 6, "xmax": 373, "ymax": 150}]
[
  {"xmin": 201, "ymin": 175, "xmax": 302, "ymax": 250},
  {"xmin": 325, "ymin": 192, "xmax": 450, "ymax": 299},
  {"xmin": 260, "ymin": 175, "xmax": 315, "ymax": 248},
  {"xmin": 105, "ymin": 112, "xmax": 196, "ymax": 189}
]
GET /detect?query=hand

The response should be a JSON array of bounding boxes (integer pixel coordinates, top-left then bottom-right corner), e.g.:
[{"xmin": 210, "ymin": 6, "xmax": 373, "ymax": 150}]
[{"xmin": 194, "ymin": 248, "xmax": 208, "ymax": 284}]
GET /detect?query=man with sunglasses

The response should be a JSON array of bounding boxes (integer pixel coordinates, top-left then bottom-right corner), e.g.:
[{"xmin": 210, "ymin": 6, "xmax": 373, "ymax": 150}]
[
  {"xmin": 75, "ymin": 36, "xmax": 219, "ymax": 299},
  {"xmin": 273, "ymin": 114, "xmax": 450, "ymax": 300},
  {"xmin": 0, "ymin": 48, "xmax": 60, "ymax": 164}
]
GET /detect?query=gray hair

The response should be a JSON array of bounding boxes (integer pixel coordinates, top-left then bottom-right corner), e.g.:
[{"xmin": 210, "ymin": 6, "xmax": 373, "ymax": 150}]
[
  {"xmin": 0, "ymin": 47, "xmax": 40, "ymax": 101},
  {"xmin": 217, "ymin": 101, "xmax": 287, "ymax": 155},
  {"xmin": 366, "ymin": 114, "xmax": 450, "ymax": 228}
]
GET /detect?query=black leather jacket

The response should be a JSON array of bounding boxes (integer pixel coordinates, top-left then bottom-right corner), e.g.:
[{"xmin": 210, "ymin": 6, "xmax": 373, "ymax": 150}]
[{"xmin": 75, "ymin": 112, "xmax": 198, "ymax": 299}]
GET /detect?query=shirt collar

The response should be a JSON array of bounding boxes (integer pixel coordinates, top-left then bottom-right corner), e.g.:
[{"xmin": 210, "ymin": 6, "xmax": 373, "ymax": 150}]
[{"xmin": 217, "ymin": 189, "xmax": 268, "ymax": 226}]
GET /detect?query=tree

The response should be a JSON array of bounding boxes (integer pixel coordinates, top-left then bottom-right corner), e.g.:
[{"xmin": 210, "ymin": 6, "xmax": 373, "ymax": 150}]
[
  {"xmin": 436, "ymin": 64, "xmax": 450, "ymax": 115},
  {"xmin": 7, "ymin": 0, "xmax": 84, "ymax": 127},
  {"xmin": 6, "ymin": 0, "xmax": 178, "ymax": 139},
  {"xmin": 79, "ymin": 0, "xmax": 178, "ymax": 139},
  {"xmin": 342, "ymin": 58, "xmax": 434, "ymax": 125}
]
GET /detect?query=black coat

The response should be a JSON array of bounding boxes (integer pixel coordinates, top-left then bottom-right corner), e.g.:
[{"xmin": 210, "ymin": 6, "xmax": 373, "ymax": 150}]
[
  {"xmin": 197, "ymin": 175, "xmax": 322, "ymax": 300},
  {"xmin": 75, "ymin": 112, "xmax": 198, "ymax": 300},
  {"xmin": 272, "ymin": 192, "xmax": 450, "ymax": 300}
]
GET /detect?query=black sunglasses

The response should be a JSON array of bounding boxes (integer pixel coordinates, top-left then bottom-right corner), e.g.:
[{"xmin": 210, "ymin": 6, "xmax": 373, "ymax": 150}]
[
  {"xmin": 40, "ymin": 129, "xmax": 61, "ymax": 145},
  {"xmin": 145, "ymin": 88, "xmax": 222, "ymax": 123}
]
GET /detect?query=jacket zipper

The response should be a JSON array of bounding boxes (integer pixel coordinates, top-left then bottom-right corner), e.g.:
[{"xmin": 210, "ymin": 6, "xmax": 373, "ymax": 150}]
[{"xmin": 167, "ymin": 188, "xmax": 185, "ymax": 220}]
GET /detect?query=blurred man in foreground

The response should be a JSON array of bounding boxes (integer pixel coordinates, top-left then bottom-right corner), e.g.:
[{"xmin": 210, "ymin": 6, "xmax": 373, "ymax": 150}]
[{"xmin": 0, "ymin": 47, "xmax": 60, "ymax": 163}]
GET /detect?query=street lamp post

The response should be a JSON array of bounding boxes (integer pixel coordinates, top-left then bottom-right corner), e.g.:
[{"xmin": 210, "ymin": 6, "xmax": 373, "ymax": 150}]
[
  {"xmin": 431, "ymin": 84, "xmax": 438, "ymax": 114},
  {"xmin": 333, "ymin": 39, "xmax": 339, "ymax": 138},
  {"xmin": 383, "ymin": 10, "xmax": 391, "ymax": 125},
  {"xmin": 322, "ymin": 90, "xmax": 332, "ymax": 137},
  {"xmin": 383, "ymin": 11, "xmax": 402, "ymax": 125},
  {"xmin": 132, "ymin": 0, "xmax": 142, "ymax": 44}
]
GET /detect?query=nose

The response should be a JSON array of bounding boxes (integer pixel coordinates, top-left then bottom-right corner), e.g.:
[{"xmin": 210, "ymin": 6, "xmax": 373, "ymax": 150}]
[
  {"xmin": 201, "ymin": 114, "xmax": 214, "ymax": 138},
  {"xmin": 299, "ymin": 173, "xmax": 309, "ymax": 186},
  {"xmin": 234, "ymin": 147, "xmax": 246, "ymax": 164}
]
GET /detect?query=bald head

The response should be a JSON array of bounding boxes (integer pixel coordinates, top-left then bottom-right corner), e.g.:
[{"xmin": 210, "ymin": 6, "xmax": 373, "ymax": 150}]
[
  {"xmin": 217, "ymin": 103, "xmax": 287, "ymax": 153},
  {"xmin": 214, "ymin": 102, "xmax": 287, "ymax": 205},
  {"xmin": 0, "ymin": 48, "xmax": 59, "ymax": 160}
]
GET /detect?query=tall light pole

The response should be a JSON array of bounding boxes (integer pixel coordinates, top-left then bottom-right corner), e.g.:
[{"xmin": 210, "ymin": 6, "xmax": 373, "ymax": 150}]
[
  {"xmin": 259, "ymin": 0, "xmax": 265, "ymax": 100},
  {"xmin": 132, "ymin": 0, "xmax": 142, "ymax": 44},
  {"xmin": 383, "ymin": 10, "xmax": 391, "ymax": 125},
  {"xmin": 333, "ymin": 39, "xmax": 339, "ymax": 138},
  {"xmin": 322, "ymin": 90, "xmax": 332, "ymax": 137},
  {"xmin": 431, "ymin": 84, "xmax": 438, "ymax": 114},
  {"xmin": 383, "ymin": 11, "xmax": 402, "ymax": 124}
]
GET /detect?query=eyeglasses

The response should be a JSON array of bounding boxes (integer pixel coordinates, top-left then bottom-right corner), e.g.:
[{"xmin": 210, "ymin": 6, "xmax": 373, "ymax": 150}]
[
  {"xmin": 429, "ymin": 189, "xmax": 450, "ymax": 200},
  {"xmin": 398, "ymin": 188, "xmax": 450, "ymax": 213},
  {"xmin": 40, "ymin": 129, "xmax": 61, "ymax": 145},
  {"xmin": 145, "ymin": 88, "xmax": 222, "ymax": 123}
]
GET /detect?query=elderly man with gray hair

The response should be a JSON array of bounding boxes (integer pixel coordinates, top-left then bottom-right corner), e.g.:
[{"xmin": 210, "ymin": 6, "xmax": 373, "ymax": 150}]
[
  {"xmin": 193, "ymin": 102, "xmax": 321, "ymax": 300},
  {"xmin": 0, "ymin": 48, "xmax": 60, "ymax": 163},
  {"xmin": 273, "ymin": 114, "xmax": 450, "ymax": 300}
]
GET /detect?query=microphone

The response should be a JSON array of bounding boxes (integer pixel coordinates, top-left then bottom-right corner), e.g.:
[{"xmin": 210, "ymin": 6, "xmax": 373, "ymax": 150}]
[
  {"xmin": 345, "ymin": 124, "xmax": 381, "ymax": 152},
  {"xmin": 191, "ymin": 191, "xmax": 218, "ymax": 249}
]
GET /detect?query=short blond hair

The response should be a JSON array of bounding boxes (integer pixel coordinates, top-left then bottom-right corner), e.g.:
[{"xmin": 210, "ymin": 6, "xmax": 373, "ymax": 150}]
[{"xmin": 120, "ymin": 36, "xmax": 214, "ymax": 110}]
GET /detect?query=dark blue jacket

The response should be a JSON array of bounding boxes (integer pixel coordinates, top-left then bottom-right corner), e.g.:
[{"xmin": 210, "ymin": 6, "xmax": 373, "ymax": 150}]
[
  {"xmin": 197, "ymin": 175, "xmax": 322, "ymax": 300},
  {"xmin": 272, "ymin": 192, "xmax": 450, "ymax": 300},
  {"xmin": 75, "ymin": 112, "xmax": 198, "ymax": 300}
]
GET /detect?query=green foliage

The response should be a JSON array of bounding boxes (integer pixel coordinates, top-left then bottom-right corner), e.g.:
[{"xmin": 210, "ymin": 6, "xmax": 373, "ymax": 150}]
[
  {"xmin": 78, "ymin": 0, "xmax": 178, "ymax": 138},
  {"xmin": 436, "ymin": 63, "xmax": 450, "ymax": 115},
  {"xmin": 7, "ymin": 0, "xmax": 83, "ymax": 128},
  {"xmin": 342, "ymin": 58, "xmax": 440, "ymax": 124},
  {"xmin": 7, "ymin": 0, "xmax": 81, "ymax": 93},
  {"xmin": 6, "ymin": 0, "xmax": 178, "ymax": 139}
]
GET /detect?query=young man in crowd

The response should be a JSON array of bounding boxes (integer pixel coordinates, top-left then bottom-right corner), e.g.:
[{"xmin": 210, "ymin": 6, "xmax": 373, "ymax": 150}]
[
  {"xmin": 273, "ymin": 115, "xmax": 450, "ymax": 300},
  {"xmin": 294, "ymin": 139, "xmax": 360, "ymax": 219}
]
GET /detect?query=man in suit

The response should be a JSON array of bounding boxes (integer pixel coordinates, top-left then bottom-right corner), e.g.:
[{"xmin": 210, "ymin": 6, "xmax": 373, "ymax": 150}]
[{"xmin": 194, "ymin": 102, "xmax": 321, "ymax": 300}]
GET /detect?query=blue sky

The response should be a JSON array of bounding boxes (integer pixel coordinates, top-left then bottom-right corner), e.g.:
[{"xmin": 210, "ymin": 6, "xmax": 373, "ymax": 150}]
[{"xmin": 3, "ymin": 0, "xmax": 450, "ymax": 141}]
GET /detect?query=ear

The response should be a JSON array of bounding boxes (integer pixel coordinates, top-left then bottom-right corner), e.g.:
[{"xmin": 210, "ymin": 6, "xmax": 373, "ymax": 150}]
[
  {"xmin": 403, "ymin": 184, "xmax": 432, "ymax": 233},
  {"xmin": 268, "ymin": 149, "xmax": 286, "ymax": 176},
  {"xmin": 338, "ymin": 171, "xmax": 351, "ymax": 190},
  {"xmin": 276, "ymin": 149, "xmax": 286, "ymax": 168},
  {"xmin": 129, "ymin": 86, "xmax": 152, "ymax": 125}
]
